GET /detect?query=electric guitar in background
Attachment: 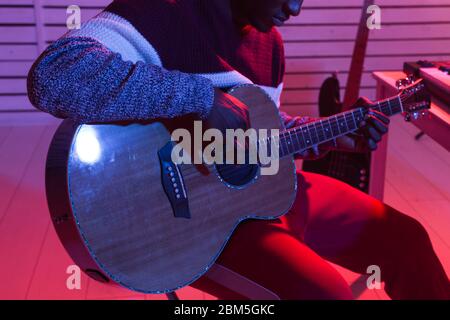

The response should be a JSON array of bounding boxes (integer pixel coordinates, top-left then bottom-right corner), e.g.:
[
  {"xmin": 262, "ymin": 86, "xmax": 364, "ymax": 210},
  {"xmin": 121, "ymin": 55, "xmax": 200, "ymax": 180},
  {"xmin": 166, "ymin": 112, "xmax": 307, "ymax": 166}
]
[
  {"xmin": 45, "ymin": 79, "xmax": 430, "ymax": 294},
  {"xmin": 302, "ymin": 0, "xmax": 374, "ymax": 192}
]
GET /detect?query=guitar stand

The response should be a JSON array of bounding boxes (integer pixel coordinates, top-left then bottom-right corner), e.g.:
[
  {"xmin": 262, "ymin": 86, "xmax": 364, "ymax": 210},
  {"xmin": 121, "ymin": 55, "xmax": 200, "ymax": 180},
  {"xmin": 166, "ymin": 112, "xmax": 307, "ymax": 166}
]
[
  {"xmin": 162, "ymin": 264, "xmax": 280, "ymax": 300},
  {"xmin": 166, "ymin": 292, "xmax": 180, "ymax": 300}
]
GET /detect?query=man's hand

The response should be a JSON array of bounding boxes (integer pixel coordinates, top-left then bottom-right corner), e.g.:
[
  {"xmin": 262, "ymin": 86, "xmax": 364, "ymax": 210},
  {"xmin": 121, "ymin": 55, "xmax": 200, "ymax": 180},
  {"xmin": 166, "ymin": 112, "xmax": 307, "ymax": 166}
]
[
  {"xmin": 335, "ymin": 97, "xmax": 390, "ymax": 152},
  {"xmin": 284, "ymin": 115, "xmax": 330, "ymax": 160},
  {"xmin": 204, "ymin": 89, "xmax": 250, "ymax": 164},
  {"xmin": 284, "ymin": 97, "xmax": 390, "ymax": 160},
  {"xmin": 205, "ymin": 88, "xmax": 250, "ymax": 133}
]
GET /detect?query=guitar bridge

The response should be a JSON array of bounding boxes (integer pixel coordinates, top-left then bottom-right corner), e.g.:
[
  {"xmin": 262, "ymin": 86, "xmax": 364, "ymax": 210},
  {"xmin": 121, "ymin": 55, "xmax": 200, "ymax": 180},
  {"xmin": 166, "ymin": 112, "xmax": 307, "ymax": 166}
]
[{"xmin": 158, "ymin": 142, "xmax": 191, "ymax": 219}]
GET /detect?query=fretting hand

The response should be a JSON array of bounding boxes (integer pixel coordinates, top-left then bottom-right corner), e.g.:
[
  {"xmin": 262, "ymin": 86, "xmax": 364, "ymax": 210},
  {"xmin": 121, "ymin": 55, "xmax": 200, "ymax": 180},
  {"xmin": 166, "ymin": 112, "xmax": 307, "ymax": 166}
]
[
  {"xmin": 287, "ymin": 97, "xmax": 390, "ymax": 160},
  {"xmin": 334, "ymin": 97, "xmax": 390, "ymax": 153}
]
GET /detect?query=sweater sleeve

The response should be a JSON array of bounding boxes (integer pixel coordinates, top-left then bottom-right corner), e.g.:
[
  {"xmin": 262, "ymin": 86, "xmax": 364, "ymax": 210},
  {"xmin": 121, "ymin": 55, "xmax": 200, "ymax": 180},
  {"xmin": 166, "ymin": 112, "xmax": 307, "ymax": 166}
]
[{"xmin": 27, "ymin": 36, "xmax": 215, "ymax": 123}]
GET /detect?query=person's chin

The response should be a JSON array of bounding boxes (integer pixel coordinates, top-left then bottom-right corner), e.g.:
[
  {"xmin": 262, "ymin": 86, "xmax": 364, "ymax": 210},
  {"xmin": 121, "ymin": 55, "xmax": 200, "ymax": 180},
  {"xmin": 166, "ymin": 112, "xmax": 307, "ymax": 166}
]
[{"xmin": 251, "ymin": 18, "xmax": 274, "ymax": 33}]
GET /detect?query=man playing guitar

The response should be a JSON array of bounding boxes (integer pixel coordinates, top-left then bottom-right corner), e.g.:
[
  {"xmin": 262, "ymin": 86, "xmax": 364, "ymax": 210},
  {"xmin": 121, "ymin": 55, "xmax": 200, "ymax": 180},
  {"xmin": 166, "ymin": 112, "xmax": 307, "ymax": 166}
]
[{"xmin": 27, "ymin": 0, "xmax": 449, "ymax": 299}]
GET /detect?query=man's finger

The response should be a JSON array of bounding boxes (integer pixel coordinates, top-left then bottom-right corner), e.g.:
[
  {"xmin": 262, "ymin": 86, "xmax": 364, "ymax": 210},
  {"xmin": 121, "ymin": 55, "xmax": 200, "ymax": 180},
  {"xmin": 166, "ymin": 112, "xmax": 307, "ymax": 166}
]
[
  {"xmin": 356, "ymin": 97, "xmax": 373, "ymax": 107},
  {"xmin": 285, "ymin": 118, "xmax": 297, "ymax": 129},
  {"xmin": 360, "ymin": 124, "xmax": 380, "ymax": 143},
  {"xmin": 367, "ymin": 126, "xmax": 381, "ymax": 142},
  {"xmin": 368, "ymin": 115, "xmax": 388, "ymax": 134},
  {"xmin": 368, "ymin": 109, "xmax": 390, "ymax": 125},
  {"xmin": 312, "ymin": 145, "xmax": 320, "ymax": 156},
  {"xmin": 298, "ymin": 149, "xmax": 311, "ymax": 158},
  {"xmin": 367, "ymin": 138, "xmax": 377, "ymax": 151}
]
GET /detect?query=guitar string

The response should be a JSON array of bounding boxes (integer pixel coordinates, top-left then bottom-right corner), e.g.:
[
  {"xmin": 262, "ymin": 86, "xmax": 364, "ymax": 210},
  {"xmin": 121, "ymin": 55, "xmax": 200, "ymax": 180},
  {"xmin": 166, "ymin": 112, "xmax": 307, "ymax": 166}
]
[
  {"xmin": 177, "ymin": 93, "xmax": 416, "ymax": 179},
  {"xmin": 180, "ymin": 97, "xmax": 407, "ymax": 179},
  {"xmin": 214, "ymin": 98, "xmax": 404, "ymax": 180}
]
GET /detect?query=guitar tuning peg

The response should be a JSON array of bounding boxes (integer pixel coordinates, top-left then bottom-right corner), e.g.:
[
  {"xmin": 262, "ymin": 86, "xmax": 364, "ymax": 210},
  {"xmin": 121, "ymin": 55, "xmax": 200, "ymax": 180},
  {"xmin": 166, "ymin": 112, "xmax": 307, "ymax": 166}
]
[
  {"xmin": 396, "ymin": 79, "xmax": 405, "ymax": 91},
  {"xmin": 396, "ymin": 76, "xmax": 416, "ymax": 91}
]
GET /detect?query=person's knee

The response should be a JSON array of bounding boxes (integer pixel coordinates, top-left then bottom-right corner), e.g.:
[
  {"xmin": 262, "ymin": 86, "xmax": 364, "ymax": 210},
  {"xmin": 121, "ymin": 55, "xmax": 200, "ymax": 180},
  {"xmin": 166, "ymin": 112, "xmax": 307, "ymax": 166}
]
[
  {"xmin": 390, "ymin": 211, "xmax": 432, "ymax": 248},
  {"xmin": 407, "ymin": 216, "xmax": 430, "ymax": 243}
]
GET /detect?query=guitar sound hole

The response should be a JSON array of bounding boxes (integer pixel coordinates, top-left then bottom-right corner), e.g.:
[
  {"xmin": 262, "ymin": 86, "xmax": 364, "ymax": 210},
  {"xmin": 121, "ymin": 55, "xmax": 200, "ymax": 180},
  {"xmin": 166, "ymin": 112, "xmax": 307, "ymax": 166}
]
[{"xmin": 215, "ymin": 163, "xmax": 259, "ymax": 188}]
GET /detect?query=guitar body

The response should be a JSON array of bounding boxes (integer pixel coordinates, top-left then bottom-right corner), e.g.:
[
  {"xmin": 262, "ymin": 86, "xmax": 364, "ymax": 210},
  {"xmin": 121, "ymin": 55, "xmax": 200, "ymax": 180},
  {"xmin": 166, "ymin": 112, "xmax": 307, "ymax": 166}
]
[{"xmin": 46, "ymin": 85, "xmax": 297, "ymax": 293}]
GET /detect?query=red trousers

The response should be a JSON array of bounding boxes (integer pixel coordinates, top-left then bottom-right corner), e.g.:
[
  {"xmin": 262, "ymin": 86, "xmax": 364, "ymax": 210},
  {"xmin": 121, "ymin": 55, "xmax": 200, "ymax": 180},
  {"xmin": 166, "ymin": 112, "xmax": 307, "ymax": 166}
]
[{"xmin": 192, "ymin": 170, "xmax": 450, "ymax": 299}]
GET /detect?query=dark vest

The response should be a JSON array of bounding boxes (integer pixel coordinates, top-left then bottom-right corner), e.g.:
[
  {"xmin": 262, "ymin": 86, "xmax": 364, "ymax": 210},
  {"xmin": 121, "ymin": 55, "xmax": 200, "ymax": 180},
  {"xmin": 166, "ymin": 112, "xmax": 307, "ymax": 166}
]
[{"xmin": 107, "ymin": 0, "xmax": 285, "ymax": 88}]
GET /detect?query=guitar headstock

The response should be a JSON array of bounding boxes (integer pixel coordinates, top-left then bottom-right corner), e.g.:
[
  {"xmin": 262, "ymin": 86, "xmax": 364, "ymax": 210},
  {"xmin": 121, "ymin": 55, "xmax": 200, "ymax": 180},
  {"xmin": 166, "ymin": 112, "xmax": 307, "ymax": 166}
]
[{"xmin": 397, "ymin": 78, "xmax": 431, "ymax": 121}]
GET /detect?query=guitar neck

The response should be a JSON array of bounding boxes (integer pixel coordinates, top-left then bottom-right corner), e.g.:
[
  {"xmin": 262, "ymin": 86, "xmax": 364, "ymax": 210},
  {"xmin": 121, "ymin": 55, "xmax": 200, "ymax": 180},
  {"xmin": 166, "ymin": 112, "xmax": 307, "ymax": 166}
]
[{"xmin": 272, "ymin": 95, "xmax": 403, "ymax": 158}]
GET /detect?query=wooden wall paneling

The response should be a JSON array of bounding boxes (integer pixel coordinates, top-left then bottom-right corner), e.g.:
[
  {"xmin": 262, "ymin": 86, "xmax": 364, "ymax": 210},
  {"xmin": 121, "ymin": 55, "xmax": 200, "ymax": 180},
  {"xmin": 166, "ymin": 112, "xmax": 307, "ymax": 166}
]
[
  {"xmin": 279, "ymin": 0, "xmax": 450, "ymax": 117},
  {"xmin": 1, "ymin": 0, "xmax": 449, "ymax": 122},
  {"xmin": 0, "ymin": 1, "xmax": 37, "ymax": 113},
  {"xmin": 0, "ymin": 0, "xmax": 108, "ymax": 114}
]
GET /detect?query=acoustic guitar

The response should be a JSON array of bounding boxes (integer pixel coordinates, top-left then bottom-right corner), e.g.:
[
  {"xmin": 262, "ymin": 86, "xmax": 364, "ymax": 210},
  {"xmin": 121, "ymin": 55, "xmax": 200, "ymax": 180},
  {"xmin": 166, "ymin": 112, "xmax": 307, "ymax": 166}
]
[{"xmin": 46, "ymin": 79, "xmax": 429, "ymax": 293}]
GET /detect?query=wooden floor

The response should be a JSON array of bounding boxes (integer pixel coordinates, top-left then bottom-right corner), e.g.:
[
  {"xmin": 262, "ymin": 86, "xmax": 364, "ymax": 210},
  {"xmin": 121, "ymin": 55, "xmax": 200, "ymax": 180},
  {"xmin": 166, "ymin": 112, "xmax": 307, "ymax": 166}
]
[{"xmin": 0, "ymin": 116, "xmax": 448, "ymax": 300}]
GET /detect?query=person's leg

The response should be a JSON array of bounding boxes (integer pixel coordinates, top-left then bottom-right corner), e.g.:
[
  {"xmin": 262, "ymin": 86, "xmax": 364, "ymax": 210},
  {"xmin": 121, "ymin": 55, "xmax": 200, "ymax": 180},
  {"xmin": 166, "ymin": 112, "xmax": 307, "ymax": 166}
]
[
  {"xmin": 191, "ymin": 219, "xmax": 353, "ymax": 300},
  {"xmin": 288, "ymin": 170, "xmax": 450, "ymax": 300}
]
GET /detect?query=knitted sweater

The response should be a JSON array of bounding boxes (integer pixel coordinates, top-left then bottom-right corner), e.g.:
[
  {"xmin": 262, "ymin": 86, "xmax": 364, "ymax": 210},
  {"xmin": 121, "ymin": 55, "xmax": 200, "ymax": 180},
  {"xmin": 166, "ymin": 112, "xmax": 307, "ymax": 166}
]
[{"xmin": 27, "ymin": 0, "xmax": 293, "ymax": 124}]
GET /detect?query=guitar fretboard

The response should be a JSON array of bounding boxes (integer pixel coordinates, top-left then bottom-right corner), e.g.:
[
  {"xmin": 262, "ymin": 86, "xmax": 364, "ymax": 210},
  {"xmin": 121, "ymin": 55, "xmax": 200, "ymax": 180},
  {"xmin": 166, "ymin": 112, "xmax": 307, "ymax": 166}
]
[{"xmin": 260, "ymin": 95, "xmax": 404, "ymax": 159}]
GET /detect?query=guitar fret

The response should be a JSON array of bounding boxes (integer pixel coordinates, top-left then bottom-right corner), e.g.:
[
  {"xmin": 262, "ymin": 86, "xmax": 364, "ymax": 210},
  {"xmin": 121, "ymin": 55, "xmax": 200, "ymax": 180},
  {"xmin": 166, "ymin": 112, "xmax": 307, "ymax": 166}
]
[
  {"xmin": 351, "ymin": 110, "xmax": 361, "ymax": 130},
  {"xmin": 337, "ymin": 114, "xmax": 348, "ymax": 133},
  {"xmin": 330, "ymin": 116, "xmax": 340, "ymax": 136},
  {"xmin": 302, "ymin": 125, "xmax": 313, "ymax": 147},
  {"xmin": 322, "ymin": 119, "xmax": 333, "ymax": 140},
  {"xmin": 316, "ymin": 121, "xmax": 326, "ymax": 142},
  {"xmin": 381, "ymin": 101, "xmax": 389, "ymax": 115},
  {"xmin": 392, "ymin": 97, "xmax": 401, "ymax": 114},
  {"xmin": 398, "ymin": 96, "xmax": 404, "ymax": 113},
  {"xmin": 298, "ymin": 128, "xmax": 306, "ymax": 149},
  {"xmin": 289, "ymin": 130, "xmax": 298, "ymax": 152},
  {"xmin": 353, "ymin": 109, "xmax": 363, "ymax": 125},
  {"xmin": 318, "ymin": 120, "xmax": 326, "ymax": 141},
  {"xmin": 286, "ymin": 130, "xmax": 295, "ymax": 154},
  {"xmin": 295, "ymin": 128, "xmax": 306, "ymax": 150},
  {"xmin": 359, "ymin": 108, "xmax": 365, "ymax": 122},
  {"xmin": 387, "ymin": 99, "xmax": 393, "ymax": 115},
  {"xmin": 308, "ymin": 124, "xmax": 319, "ymax": 145},
  {"xmin": 376, "ymin": 101, "xmax": 383, "ymax": 114},
  {"xmin": 345, "ymin": 112, "xmax": 357, "ymax": 131},
  {"xmin": 290, "ymin": 128, "xmax": 301, "ymax": 151}
]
